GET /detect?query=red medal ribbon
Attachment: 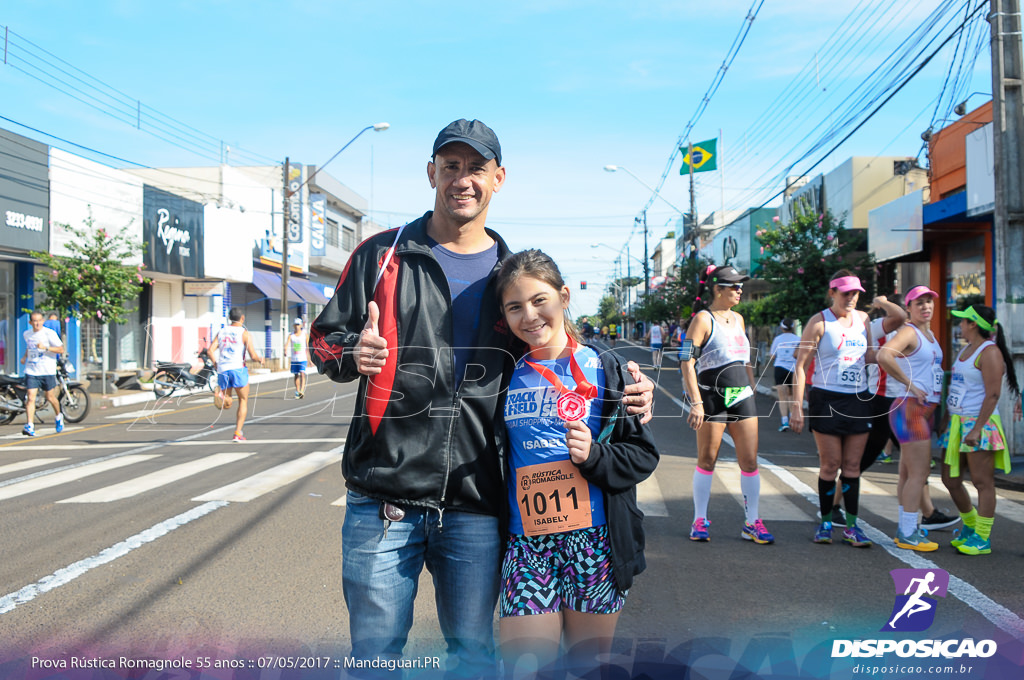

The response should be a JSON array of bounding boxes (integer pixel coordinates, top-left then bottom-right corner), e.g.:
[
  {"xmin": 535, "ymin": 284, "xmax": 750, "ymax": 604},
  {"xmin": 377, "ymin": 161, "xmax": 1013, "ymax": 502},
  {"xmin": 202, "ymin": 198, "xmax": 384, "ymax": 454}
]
[{"xmin": 523, "ymin": 335, "xmax": 598, "ymax": 421}]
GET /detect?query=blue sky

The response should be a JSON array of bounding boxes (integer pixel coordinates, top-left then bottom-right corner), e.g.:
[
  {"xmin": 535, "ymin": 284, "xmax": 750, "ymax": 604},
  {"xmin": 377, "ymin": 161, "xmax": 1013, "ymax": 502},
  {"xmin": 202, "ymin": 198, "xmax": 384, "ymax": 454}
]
[{"xmin": 0, "ymin": 1, "xmax": 994, "ymax": 314}]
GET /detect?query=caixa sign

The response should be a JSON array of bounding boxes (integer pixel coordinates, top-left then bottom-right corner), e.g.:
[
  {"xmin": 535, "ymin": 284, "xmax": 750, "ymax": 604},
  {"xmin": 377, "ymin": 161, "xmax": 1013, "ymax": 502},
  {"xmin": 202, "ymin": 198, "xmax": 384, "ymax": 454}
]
[{"xmin": 143, "ymin": 185, "xmax": 205, "ymax": 278}]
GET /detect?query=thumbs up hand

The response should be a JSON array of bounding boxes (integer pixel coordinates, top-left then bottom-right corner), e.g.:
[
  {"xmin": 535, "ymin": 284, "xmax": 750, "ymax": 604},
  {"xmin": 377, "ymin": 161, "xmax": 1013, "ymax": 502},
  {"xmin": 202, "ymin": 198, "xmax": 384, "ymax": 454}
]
[{"xmin": 357, "ymin": 301, "xmax": 389, "ymax": 376}]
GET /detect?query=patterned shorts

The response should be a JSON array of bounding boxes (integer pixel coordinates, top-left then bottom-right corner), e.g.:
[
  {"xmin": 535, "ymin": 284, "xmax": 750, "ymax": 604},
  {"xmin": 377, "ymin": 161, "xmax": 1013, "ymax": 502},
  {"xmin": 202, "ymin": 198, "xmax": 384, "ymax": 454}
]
[
  {"xmin": 888, "ymin": 397, "xmax": 937, "ymax": 443},
  {"xmin": 499, "ymin": 525, "xmax": 625, "ymax": 617}
]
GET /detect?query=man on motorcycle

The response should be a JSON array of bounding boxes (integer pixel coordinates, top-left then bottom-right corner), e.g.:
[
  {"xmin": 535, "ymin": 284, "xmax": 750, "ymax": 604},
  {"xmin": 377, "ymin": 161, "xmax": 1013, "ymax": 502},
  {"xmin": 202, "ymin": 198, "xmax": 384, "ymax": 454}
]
[{"xmin": 21, "ymin": 311, "xmax": 65, "ymax": 436}]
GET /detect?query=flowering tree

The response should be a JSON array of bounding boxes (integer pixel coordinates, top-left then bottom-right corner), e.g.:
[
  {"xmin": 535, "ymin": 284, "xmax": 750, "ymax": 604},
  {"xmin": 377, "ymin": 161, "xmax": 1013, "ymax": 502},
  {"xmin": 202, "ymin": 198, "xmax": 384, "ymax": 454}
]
[
  {"xmin": 633, "ymin": 256, "xmax": 714, "ymax": 326},
  {"xmin": 750, "ymin": 210, "xmax": 874, "ymax": 325},
  {"xmin": 30, "ymin": 216, "xmax": 150, "ymax": 324}
]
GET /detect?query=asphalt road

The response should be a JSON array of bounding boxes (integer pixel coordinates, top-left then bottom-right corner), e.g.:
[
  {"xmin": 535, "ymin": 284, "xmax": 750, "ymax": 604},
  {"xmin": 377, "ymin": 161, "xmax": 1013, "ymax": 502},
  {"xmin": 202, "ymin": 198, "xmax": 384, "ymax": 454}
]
[{"xmin": 1, "ymin": 348, "xmax": 1023, "ymax": 678}]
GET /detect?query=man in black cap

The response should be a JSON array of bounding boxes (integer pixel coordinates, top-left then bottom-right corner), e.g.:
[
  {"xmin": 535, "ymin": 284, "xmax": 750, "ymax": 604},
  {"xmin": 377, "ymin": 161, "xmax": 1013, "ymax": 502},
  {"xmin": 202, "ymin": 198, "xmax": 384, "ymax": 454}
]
[{"xmin": 310, "ymin": 119, "xmax": 653, "ymax": 677}]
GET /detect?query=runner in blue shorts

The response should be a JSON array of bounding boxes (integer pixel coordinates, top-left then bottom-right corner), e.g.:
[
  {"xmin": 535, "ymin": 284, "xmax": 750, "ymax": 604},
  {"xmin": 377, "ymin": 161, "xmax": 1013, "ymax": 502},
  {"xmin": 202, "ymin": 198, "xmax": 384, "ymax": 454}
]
[
  {"xmin": 210, "ymin": 308, "xmax": 264, "ymax": 442},
  {"xmin": 286, "ymin": 317, "xmax": 309, "ymax": 398}
]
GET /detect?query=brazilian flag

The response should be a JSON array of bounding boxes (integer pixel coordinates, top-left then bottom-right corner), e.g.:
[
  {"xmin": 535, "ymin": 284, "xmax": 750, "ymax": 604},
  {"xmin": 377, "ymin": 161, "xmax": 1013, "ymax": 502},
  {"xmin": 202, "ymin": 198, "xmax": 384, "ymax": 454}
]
[{"xmin": 680, "ymin": 138, "xmax": 718, "ymax": 175}]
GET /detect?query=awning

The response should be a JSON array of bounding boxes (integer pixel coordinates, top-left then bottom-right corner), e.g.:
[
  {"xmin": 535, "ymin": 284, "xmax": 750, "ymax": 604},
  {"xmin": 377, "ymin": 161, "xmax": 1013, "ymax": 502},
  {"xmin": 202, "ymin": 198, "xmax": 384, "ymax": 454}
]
[
  {"xmin": 251, "ymin": 269, "xmax": 304, "ymax": 303},
  {"xmin": 289, "ymin": 278, "xmax": 333, "ymax": 305}
]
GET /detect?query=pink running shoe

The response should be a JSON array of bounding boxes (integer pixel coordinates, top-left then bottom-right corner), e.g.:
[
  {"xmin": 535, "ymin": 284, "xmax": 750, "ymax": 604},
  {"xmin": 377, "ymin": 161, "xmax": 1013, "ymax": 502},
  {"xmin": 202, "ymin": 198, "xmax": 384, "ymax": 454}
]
[
  {"xmin": 742, "ymin": 519, "xmax": 775, "ymax": 544},
  {"xmin": 690, "ymin": 517, "xmax": 711, "ymax": 542}
]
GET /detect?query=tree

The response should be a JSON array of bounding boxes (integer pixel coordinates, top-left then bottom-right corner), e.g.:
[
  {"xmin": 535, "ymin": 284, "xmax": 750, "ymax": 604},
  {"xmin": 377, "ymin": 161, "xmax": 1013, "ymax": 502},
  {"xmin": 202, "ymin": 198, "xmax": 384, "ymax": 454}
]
[
  {"xmin": 30, "ymin": 215, "xmax": 150, "ymax": 324},
  {"xmin": 748, "ymin": 209, "xmax": 874, "ymax": 326},
  {"xmin": 633, "ymin": 256, "xmax": 713, "ymax": 325}
]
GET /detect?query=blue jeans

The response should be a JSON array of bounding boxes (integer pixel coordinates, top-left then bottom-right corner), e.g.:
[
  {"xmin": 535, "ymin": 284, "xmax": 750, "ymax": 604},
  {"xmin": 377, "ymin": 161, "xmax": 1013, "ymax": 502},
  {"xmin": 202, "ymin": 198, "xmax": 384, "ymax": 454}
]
[{"xmin": 342, "ymin": 491, "xmax": 501, "ymax": 678}]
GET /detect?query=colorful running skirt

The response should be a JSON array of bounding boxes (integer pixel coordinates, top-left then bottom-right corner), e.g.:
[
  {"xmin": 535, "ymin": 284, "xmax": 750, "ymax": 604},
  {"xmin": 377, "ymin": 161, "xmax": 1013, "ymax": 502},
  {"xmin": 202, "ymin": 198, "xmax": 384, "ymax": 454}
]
[
  {"xmin": 940, "ymin": 413, "xmax": 1010, "ymax": 478},
  {"xmin": 888, "ymin": 397, "xmax": 937, "ymax": 444}
]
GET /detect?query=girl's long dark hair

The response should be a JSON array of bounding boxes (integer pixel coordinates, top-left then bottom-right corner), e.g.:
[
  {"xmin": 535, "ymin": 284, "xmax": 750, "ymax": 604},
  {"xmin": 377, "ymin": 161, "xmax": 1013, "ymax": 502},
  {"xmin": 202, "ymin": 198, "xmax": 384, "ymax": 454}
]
[
  {"xmin": 971, "ymin": 305, "xmax": 1021, "ymax": 399},
  {"xmin": 496, "ymin": 249, "xmax": 582, "ymax": 343},
  {"xmin": 687, "ymin": 264, "xmax": 718, "ymax": 329}
]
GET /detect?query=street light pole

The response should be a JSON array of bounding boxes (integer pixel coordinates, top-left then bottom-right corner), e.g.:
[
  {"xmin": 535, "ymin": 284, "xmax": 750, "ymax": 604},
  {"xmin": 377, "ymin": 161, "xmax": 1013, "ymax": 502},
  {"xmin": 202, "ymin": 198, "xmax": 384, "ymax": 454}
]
[{"xmin": 280, "ymin": 122, "xmax": 389, "ymax": 369}]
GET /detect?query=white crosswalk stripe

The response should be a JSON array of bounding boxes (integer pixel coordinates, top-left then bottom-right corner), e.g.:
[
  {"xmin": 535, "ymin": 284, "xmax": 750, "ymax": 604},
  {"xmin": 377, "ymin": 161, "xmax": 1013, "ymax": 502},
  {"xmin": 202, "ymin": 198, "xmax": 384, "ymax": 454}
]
[
  {"xmin": 58, "ymin": 453, "xmax": 255, "ymax": 503},
  {"xmin": 193, "ymin": 447, "xmax": 344, "ymax": 503},
  {"xmin": 0, "ymin": 458, "xmax": 70, "ymax": 476},
  {"xmin": 0, "ymin": 455, "xmax": 159, "ymax": 501},
  {"xmin": 714, "ymin": 461, "xmax": 814, "ymax": 522},
  {"xmin": 637, "ymin": 475, "xmax": 668, "ymax": 517}
]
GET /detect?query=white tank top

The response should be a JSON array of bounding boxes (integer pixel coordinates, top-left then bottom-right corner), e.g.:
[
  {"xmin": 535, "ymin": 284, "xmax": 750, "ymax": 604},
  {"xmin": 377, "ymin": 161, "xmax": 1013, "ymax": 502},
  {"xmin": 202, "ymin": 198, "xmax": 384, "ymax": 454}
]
[
  {"xmin": 867, "ymin": 318, "xmax": 902, "ymax": 398},
  {"xmin": 288, "ymin": 332, "xmax": 308, "ymax": 361},
  {"xmin": 695, "ymin": 311, "xmax": 750, "ymax": 373},
  {"xmin": 811, "ymin": 308, "xmax": 868, "ymax": 394},
  {"xmin": 892, "ymin": 324, "xmax": 944, "ymax": 403},
  {"xmin": 216, "ymin": 326, "xmax": 247, "ymax": 371},
  {"xmin": 948, "ymin": 341, "xmax": 997, "ymax": 416},
  {"xmin": 650, "ymin": 324, "xmax": 662, "ymax": 344}
]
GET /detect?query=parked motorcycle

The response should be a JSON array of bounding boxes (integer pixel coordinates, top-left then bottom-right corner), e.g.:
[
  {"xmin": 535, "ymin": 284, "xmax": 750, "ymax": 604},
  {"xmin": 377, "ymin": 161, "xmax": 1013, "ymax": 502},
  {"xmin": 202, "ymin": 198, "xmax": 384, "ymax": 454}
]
[
  {"xmin": 0, "ymin": 357, "xmax": 91, "ymax": 426},
  {"xmin": 152, "ymin": 347, "xmax": 217, "ymax": 398}
]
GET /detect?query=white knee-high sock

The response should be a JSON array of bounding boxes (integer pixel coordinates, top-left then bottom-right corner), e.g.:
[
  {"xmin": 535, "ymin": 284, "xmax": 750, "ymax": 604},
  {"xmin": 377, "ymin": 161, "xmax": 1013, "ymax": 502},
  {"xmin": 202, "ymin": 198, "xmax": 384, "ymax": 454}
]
[
  {"xmin": 693, "ymin": 466, "xmax": 713, "ymax": 519},
  {"xmin": 740, "ymin": 469, "xmax": 761, "ymax": 523}
]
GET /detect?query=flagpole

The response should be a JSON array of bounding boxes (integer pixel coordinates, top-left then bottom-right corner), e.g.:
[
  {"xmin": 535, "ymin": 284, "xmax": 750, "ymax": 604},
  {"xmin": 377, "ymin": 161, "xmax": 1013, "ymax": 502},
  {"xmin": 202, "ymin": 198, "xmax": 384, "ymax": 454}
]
[
  {"xmin": 688, "ymin": 140, "xmax": 697, "ymax": 258},
  {"xmin": 719, "ymin": 128, "xmax": 725, "ymax": 218}
]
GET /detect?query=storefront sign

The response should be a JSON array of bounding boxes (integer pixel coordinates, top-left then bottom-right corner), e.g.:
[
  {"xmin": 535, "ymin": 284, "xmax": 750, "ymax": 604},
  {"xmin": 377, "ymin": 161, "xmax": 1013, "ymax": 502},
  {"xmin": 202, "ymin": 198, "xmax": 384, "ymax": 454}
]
[
  {"xmin": 143, "ymin": 185, "xmax": 204, "ymax": 278},
  {"xmin": 0, "ymin": 128, "xmax": 49, "ymax": 253},
  {"xmin": 184, "ymin": 280, "xmax": 225, "ymax": 296},
  {"xmin": 868, "ymin": 190, "xmax": 923, "ymax": 262},
  {"xmin": 309, "ymin": 192, "xmax": 327, "ymax": 257},
  {"xmin": 287, "ymin": 163, "xmax": 304, "ymax": 244}
]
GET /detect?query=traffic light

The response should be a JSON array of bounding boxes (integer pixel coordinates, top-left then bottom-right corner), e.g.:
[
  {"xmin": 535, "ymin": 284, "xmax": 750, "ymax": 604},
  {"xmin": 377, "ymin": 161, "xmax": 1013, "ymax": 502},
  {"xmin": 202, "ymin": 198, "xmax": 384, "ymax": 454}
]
[{"xmin": 580, "ymin": 281, "xmax": 587, "ymax": 290}]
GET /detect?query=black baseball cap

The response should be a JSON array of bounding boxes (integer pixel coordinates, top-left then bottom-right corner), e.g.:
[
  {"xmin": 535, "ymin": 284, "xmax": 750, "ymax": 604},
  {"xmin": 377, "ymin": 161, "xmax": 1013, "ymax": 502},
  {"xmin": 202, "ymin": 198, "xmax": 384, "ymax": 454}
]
[
  {"xmin": 707, "ymin": 265, "xmax": 750, "ymax": 285},
  {"xmin": 432, "ymin": 119, "xmax": 502, "ymax": 166}
]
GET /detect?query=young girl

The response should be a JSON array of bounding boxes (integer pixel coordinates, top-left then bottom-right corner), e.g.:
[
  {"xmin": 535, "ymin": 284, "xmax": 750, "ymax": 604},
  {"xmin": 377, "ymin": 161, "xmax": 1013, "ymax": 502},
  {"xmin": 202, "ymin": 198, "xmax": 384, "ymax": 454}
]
[
  {"xmin": 496, "ymin": 249, "xmax": 659, "ymax": 677},
  {"xmin": 939, "ymin": 305, "xmax": 1021, "ymax": 555}
]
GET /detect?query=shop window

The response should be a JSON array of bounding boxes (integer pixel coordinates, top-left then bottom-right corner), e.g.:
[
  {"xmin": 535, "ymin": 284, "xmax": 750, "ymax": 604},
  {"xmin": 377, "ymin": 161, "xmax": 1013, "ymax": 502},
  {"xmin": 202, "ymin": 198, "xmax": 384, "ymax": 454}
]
[
  {"xmin": 342, "ymin": 226, "xmax": 356, "ymax": 251},
  {"xmin": 946, "ymin": 236, "xmax": 986, "ymax": 352},
  {"xmin": 326, "ymin": 218, "xmax": 340, "ymax": 248}
]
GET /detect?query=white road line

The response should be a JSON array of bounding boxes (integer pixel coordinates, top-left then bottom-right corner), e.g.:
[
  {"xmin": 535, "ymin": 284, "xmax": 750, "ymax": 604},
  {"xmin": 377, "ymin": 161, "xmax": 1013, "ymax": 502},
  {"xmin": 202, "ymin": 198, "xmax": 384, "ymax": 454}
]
[
  {"xmin": 193, "ymin": 445, "xmax": 344, "ymax": 503},
  {"xmin": 0, "ymin": 393, "xmax": 354, "ymax": 490},
  {"xmin": 637, "ymin": 476, "xmax": 669, "ymax": 517},
  {"xmin": 106, "ymin": 408, "xmax": 174, "ymax": 419},
  {"xmin": 0, "ymin": 500, "xmax": 227, "ymax": 615},
  {"xmin": 715, "ymin": 461, "xmax": 813, "ymax": 522},
  {"xmin": 0, "ymin": 455, "xmax": 159, "ymax": 501},
  {"xmin": 0, "ymin": 425, "xmax": 82, "ymax": 439},
  {"xmin": 331, "ymin": 495, "xmax": 347, "ymax": 507},
  {"xmin": 58, "ymin": 453, "xmax": 256, "ymax": 503},
  {"xmin": 0, "ymin": 438, "xmax": 346, "ymax": 452},
  {"xmin": 0, "ymin": 458, "xmax": 70, "ymax": 476},
  {"xmin": 658, "ymin": 378, "xmax": 1024, "ymax": 639},
  {"xmin": 927, "ymin": 477, "xmax": 1024, "ymax": 525}
]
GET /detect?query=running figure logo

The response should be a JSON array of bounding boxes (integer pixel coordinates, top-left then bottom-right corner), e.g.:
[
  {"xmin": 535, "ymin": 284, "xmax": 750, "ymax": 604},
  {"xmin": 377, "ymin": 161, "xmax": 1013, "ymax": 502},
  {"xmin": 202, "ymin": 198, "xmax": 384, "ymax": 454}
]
[{"xmin": 882, "ymin": 568, "xmax": 949, "ymax": 632}]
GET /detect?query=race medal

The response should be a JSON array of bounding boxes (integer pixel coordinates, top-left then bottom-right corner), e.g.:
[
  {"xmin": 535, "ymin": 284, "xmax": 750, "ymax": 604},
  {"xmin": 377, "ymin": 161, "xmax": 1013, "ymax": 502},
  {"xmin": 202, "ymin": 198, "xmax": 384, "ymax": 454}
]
[
  {"xmin": 516, "ymin": 459, "xmax": 592, "ymax": 536},
  {"xmin": 557, "ymin": 391, "xmax": 588, "ymax": 422},
  {"xmin": 524, "ymin": 334, "xmax": 598, "ymax": 423}
]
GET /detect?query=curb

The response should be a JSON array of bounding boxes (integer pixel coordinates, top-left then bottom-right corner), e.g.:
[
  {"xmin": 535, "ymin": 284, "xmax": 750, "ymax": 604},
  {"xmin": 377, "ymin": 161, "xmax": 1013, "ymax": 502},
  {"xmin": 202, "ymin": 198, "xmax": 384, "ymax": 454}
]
[{"xmin": 96, "ymin": 370, "xmax": 297, "ymax": 408}]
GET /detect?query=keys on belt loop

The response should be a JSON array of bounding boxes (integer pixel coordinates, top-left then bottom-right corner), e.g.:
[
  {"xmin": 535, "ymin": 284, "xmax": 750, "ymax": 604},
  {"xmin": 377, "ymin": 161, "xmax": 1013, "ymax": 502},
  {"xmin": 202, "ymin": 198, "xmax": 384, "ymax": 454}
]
[{"xmin": 379, "ymin": 502, "xmax": 405, "ymax": 540}]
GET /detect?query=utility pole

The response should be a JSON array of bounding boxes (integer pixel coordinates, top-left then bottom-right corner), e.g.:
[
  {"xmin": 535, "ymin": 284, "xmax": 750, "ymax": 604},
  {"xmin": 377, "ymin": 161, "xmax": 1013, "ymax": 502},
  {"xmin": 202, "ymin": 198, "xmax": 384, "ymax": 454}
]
[
  {"xmin": 990, "ymin": 0, "xmax": 1024, "ymax": 451},
  {"xmin": 281, "ymin": 158, "xmax": 291, "ymax": 372}
]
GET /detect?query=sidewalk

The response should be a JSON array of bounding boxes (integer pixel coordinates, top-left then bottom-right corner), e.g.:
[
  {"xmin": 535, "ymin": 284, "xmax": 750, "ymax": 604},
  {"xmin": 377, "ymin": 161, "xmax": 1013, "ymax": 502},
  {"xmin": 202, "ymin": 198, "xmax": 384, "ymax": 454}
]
[{"xmin": 95, "ymin": 369, "xmax": 296, "ymax": 408}]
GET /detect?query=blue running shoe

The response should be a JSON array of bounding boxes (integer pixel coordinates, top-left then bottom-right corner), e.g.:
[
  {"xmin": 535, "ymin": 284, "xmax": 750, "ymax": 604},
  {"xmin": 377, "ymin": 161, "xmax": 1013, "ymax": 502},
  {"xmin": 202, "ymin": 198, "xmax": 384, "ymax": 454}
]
[
  {"xmin": 951, "ymin": 524, "xmax": 976, "ymax": 548},
  {"xmin": 23, "ymin": 424, "xmax": 35, "ymax": 437},
  {"xmin": 843, "ymin": 524, "xmax": 873, "ymax": 548},
  {"xmin": 690, "ymin": 517, "xmax": 710, "ymax": 542},
  {"xmin": 742, "ymin": 519, "xmax": 775, "ymax": 544},
  {"xmin": 814, "ymin": 521, "xmax": 833, "ymax": 544},
  {"xmin": 956, "ymin": 532, "xmax": 991, "ymax": 555},
  {"xmin": 55, "ymin": 413, "xmax": 64, "ymax": 434}
]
